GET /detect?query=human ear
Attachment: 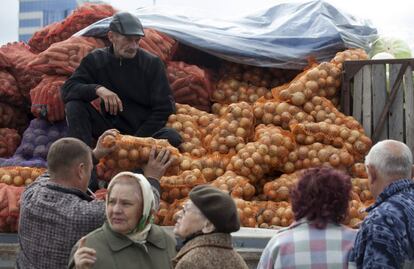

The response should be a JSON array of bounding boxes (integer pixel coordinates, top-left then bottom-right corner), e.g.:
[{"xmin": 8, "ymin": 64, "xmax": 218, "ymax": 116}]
[{"xmin": 201, "ymin": 221, "xmax": 215, "ymax": 234}]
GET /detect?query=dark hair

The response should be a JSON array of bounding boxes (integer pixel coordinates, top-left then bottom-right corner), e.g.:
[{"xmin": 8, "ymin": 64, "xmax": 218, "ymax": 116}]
[
  {"xmin": 47, "ymin": 138, "xmax": 91, "ymax": 177},
  {"xmin": 290, "ymin": 167, "xmax": 351, "ymax": 229}
]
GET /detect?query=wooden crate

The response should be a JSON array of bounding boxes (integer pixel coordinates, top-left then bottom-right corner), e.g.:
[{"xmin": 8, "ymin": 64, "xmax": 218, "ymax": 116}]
[{"xmin": 341, "ymin": 59, "xmax": 414, "ymax": 152}]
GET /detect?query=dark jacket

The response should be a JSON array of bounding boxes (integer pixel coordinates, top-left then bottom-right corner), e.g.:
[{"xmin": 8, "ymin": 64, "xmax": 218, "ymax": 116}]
[
  {"xmin": 172, "ymin": 233, "xmax": 248, "ymax": 269},
  {"xmin": 61, "ymin": 46, "xmax": 175, "ymax": 136},
  {"xmin": 68, "ymin": 222, "xmax": 176, "ymax": 269},
  {"xmin": 349, "ymin": 179, "xmax": 414, "ymax": 268}
]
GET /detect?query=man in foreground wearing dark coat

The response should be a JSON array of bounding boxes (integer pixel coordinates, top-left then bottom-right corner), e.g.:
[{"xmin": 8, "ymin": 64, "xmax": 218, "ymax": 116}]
[{"xmin": 61, "ymin": 11, "xmax": 181, "ymax": 149}]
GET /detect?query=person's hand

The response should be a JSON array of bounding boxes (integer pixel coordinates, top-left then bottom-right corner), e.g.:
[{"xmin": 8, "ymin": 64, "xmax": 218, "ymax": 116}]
[
  {"xmin": 96, "ymin": 86, "xmax": 123, "ymax": 115},
  {"xmin": 143, "ymin": 147, "xmax": 175, "ymax": 180},
  {"xmin": 74, "ymin": 237, "xmax": 96, "ymax": 269},
  {"xmin": 93, "ymin": 129, "xmax": 119, "ymax": 160}
]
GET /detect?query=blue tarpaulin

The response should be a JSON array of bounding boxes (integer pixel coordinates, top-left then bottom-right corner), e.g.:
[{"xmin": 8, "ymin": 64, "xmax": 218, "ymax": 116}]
[{"xmin": 76, "ymin": 0, "xmax": 378, "ymax": 69}]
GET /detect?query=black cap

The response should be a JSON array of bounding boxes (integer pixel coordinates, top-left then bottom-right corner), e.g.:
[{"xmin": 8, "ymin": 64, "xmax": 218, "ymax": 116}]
[
  {"xmin": 189, "ymin": 185, "xmax": 240, "ymax": 233},
  {"xmin": 109, "ymin": 12, "xmax": 145, "ymax": 37}
]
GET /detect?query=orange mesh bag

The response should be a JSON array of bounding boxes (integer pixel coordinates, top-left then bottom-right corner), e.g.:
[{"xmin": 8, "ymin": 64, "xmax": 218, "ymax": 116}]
[
  {"xmin": 0, "ymin": 166, "xmax": 45, "ymax": 187},
  {"xmin": 263, "ymin": 172, "xmax": 302, "ymax": 202},
  {"xmin": 154, "ymin": 200, "xmax": 169, "ymax": 225},
  {"xmin": 0, "ymin": 42, "xmax": 43, "ymax": 99},
  {"xmin": 140, "ymin": 29, "xmax": 178, "ymax": 63},
  {"xmin": 162, "ymin": 198, "xmax": 188, "ymax": 226},
  {"xmin": 0, "ymin": 51, "xmax": 10, "ymax": 68},
  {"xmin": 283, "ymin": 143, "xmax": 354, "ymax": 173},
  {"xmin": 227, "ymin": 125, "xmax": 296, "ymax": 183},
  {"xmin": 100, "ymin": 133, "xmax": 182, "ymax": 181},
  {"xmin": 212, "ymin": 77, "xmax": 272, "ymax": 104},
  {"xmin": 160, "ymin": 169, "xmax": 207, "ymax": 203},
  {"xmin": 167, "ymin": 113, "xmax": 206, "ymax": 158},
  {"xmin": 351, "ymin": 177, "xmax": 374, "ymax": 204},
  {"xmin": 255, "ymin": 200, "xmax": 294, "ymax": 228},
  {"xmin": 350, "ymin": 163, "xmax": 368, "ymax": 178},
  {"xmin": 0, "ymin": 102, "xmax": 29, "ymax": 133},
  {"xmin": 253, "ymin": 98, "xmax": 314, "ymax": 130},
  {"xmin": 179, "ymin": 153, "xmax": 232, "ymax": 182},
  {"xmin": 234, "ymin": 198, "xmax": 260, "ymax": 228},
  {"xmin": 203, "ymin": 102, "xmax": 254, "ymax": 154},
  {"xmin": 96, "ymin": 159, "xmax": 118, "ymax": 182},
  {"xmin": 0, "ymin": 70, "xmax": 25, "ymax": 106},
  {"xmin": 30, "ymin": 75, "xmax": 67, "ymax": 122},
  {"xmin": 290, "ymin": 121, "xmax": 371, "ymax": 162},
  {"xmin": 167, "ymin": 61, "xmax": 213, "ymax": 112},
  {"xmin": 28, "ymin": 36, "xmax": 106, "ymax": 76},
  {"xmin": 331, "ymin": 48, "xmax": 368, "ymax": 69},
  {"xmin": 210, "ymin": 171, "xmax": 255, "ymax": 200},
  {"xmin": 211, "ymin": 103, "xmax": 229, "ymax": 117},
  {"xmin": 0, "ymin": 129, "xmax": 21, "ymax": 158},
  {"xmin": 0, "ymin": 183, "xmax": 25, "ymax": 232},
  {"xmin": 272, "ymin": 61, "xmax": 342, "ymax": 106},
  {"xmin": 342, "ymin": 192, "xmax": 369, "ymax": 228}
]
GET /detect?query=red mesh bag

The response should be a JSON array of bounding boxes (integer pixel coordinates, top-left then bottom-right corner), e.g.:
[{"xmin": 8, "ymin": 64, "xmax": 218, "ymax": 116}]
[
  {"xmin": 0, "ymin": 70, "xmax": 25, "ymax": 106},
  {"xmin": 160, "ymin": 169, "xmax": 206, "ymax": 203},
  {"xmin": 0, "ymin": 129, "xmax": 21, "ymax": 158},
  {"xmin": 30, "ymin": 75, "xmax": 67, "ymax": 122},
  {"xmin": 29, "ymin": 4, "xmax": 116, "ymax": 53},
  {"xmin": 0, "ymin": 183, "xmax": 25, "ymax": 232},
  {"xmin": 0, "ymin": 51, "xmax": 10, "ymax": 69},
  {"xmin": 0, "ymin": 42, "xmax": 43, "ymax": 99},
  {"xmin": 167, "ymin": 61, "xmax": 214, "ymax": 112},
  {"xmin": 140, "ymin": 29, "xmax": 178, "ymax": 62},
  {"xmin": 162, "ymin": 198, "xmax": 188, "ymax": 226},
  {"xmin": 233, "ymin": 198, "xmax": 260, "ymax": 228},
  {"xmin": 0, "ymin": 102, "xmax": 29, "ymax": 133},
  {"xmin": 29, "ymin": 37, "xmax": 106, "ymax": 76}
]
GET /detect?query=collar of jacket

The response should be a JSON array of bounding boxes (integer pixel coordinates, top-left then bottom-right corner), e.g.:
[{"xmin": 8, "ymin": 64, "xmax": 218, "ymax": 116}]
[
  {"xmin": 43, "ymin": 179, "xmax": 93, "ymax": 202},
  {"xmin": 103, "ymin": 222, "xmax": 167, "ymax": 252},
  {"xmin": 172, "ymin": 233, "xmax": 233, "ymax": 263},
  {"xmin": 367, "ymin": 178, "xmax": 414, "ymax": 212}
]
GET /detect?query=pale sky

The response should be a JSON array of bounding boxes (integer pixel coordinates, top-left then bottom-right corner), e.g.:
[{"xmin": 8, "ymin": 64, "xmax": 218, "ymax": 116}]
[{"xmin": 1, "ymin": 0, "xmax": 413, "ymax": 52}]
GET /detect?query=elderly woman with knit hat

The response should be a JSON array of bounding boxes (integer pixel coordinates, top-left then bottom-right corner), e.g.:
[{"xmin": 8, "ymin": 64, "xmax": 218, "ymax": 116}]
[
  {"xmin": 172, "ymin": 185, "xmax": 248, "ymax": 269},
  {"xmin": 69, "ymin": 172, "xmax": 176, "ymax": 269}
]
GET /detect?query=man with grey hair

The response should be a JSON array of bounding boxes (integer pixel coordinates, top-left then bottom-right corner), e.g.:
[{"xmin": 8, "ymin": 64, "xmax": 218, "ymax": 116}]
[{"xmin": 349, "ymin": 139, "xmax": 414, "ymax": 268}]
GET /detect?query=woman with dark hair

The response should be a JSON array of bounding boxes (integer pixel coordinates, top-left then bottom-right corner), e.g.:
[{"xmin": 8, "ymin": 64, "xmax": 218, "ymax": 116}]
[{"xmin": 257, "ymin": 167, "xmax": 357, "ymax": 269}]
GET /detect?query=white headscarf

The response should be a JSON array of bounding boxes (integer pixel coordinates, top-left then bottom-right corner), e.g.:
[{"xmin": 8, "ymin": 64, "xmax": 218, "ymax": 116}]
[{"xmin": 107, "ymin": 172, "xmax": 155, "ymax": 244}]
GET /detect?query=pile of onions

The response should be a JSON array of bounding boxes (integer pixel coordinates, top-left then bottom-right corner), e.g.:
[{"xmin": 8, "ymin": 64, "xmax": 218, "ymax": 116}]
[
  {"xmin": 154, "ymin": 200, "xmax": 169, "ymax": 225},
  {"xmin": 263, "ymin": 172, "xmax": 300, "ymax": 202},
  {"xmin": 331, "ymin": 48, "xmax": 368, "ymax": 69},
  {"xmin": 253, "ymin": 100, "xmax": 314, "ymax": 130},
  {"xmin": 210, "ymin": 171, "xmax": 256, "ymax": 200},
  {"xmin": 204, "ymin": 102, "xmax": 254, "ymax": 154},
  {"xmin": 255, "ymin": 201, "xmax": 294, "ymax": 228},
  {"xmin": 160, "ymin": 169, "xmax": 206, "ymax": 203},
  {"xmin": 0, "ymin": 166, "xmax": 45, "ymax": 186}
]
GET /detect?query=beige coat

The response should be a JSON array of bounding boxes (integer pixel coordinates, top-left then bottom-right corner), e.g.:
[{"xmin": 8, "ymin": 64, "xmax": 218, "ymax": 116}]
[
  {"xmin": 172, "ymin": 233, "xmax": 248, "ymax": 269},
  {"xmin": 68, "ymin": 222, "xmax": 176, "ymax": 269}
]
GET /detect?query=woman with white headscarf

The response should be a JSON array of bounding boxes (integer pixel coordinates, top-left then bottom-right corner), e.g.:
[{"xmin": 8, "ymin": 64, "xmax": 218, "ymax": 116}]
[{"xmin": 69, "ymin": 172, "xmax": 176, "ymax": 269}]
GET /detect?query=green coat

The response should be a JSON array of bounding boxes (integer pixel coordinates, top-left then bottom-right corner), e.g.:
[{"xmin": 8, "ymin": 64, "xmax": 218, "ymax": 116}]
[{"xmin": 68, "ymin": 222, "xmax": 176, "ymax": 269}]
